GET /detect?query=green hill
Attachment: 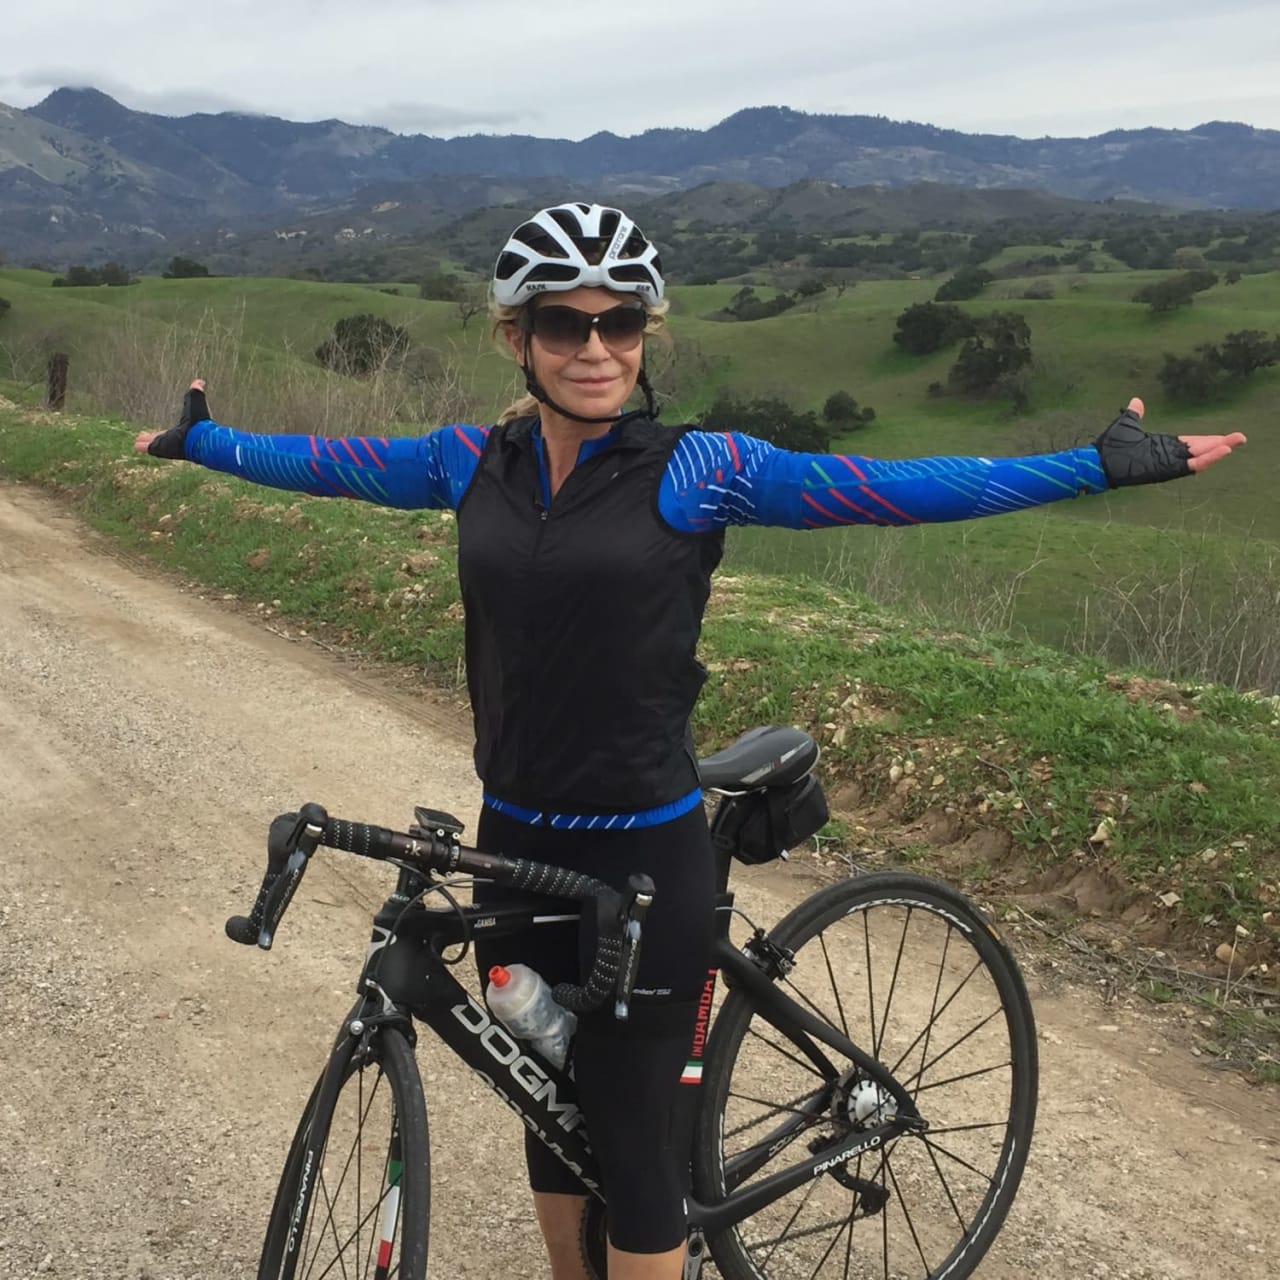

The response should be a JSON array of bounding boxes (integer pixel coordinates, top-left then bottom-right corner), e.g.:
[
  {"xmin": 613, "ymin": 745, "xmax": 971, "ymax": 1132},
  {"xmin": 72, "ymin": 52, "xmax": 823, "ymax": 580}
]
[{"xmin": 2, "ymin": 260, "xmax": 1277, "ymax": 690}]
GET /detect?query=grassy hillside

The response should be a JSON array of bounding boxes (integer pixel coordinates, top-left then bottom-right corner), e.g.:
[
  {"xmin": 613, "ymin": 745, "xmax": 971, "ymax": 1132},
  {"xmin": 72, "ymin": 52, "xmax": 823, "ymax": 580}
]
[{"xmin": 2, "ymin": 260, "xmax": 1277, "ymax": 689}]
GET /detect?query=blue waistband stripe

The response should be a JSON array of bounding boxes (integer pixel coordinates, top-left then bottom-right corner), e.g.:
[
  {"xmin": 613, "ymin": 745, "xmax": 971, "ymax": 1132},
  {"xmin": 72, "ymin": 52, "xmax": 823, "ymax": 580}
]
[{"xmin": 482, "ymin": 787, "xmax": 703, "ymax": 830}]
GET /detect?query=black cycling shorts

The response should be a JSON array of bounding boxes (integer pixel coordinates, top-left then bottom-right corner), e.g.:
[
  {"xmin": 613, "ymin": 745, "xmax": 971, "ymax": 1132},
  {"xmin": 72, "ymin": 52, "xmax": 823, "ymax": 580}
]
[{"xmin": 472, "ymin": 802, "xmax": 715, "ymax": 1255}]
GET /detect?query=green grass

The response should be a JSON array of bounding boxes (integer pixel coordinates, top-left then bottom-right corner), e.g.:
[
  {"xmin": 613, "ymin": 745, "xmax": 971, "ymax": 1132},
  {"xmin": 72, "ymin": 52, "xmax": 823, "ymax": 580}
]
[{"xmin": 3, "ymin": 264, "xmax": 1279, "ymax": 691}]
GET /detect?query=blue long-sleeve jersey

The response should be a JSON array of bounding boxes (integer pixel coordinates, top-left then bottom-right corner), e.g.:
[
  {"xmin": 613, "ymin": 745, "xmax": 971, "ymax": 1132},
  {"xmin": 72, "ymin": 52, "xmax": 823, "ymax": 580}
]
[{"xmin": 183, "ymin": 418, "xmax": 1109, "ymax": 529}]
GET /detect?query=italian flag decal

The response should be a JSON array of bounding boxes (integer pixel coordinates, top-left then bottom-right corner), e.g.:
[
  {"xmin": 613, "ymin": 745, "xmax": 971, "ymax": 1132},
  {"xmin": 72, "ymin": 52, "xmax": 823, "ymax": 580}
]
[{"xmin": 680, "ymin": 1061, "xmax": 703, "ymax": 1085}]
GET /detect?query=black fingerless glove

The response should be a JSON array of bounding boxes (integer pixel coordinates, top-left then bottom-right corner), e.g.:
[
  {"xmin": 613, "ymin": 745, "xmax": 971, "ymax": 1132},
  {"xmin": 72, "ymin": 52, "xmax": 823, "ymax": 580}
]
[
  {"xmin": 1093, "ymin": 406, "xmax": 1191, "ymax": 488},
  {"xmin": 147, "ymin": 385, "xmax": 210, "ymax": 459}
]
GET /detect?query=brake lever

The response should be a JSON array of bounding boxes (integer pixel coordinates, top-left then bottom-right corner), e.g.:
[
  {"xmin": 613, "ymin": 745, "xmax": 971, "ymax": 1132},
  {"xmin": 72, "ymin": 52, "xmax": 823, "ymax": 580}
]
[
  {"xmin": 225, "ymin": 803, "xmax": 327, "ymax": 949},
  {"xmin": 613, "ymin": 873, "xmax": 655, "ymax": 1021}
]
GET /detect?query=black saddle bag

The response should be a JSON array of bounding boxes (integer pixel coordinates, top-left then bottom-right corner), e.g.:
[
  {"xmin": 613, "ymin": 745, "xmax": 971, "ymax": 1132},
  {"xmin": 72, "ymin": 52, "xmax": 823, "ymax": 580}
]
[{"xmin": 711, "ymin": 773, "xmax": 830, "ymax": 865}]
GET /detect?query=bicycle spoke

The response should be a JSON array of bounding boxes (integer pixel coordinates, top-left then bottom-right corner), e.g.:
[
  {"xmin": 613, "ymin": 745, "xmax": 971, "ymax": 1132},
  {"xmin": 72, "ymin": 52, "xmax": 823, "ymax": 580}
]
[
  {"xmin": 806, "ymin": 1209, "xmax": 852, "ymax": 1280},
  {"xmin": 923, "ymin": 1119, "xmax": 1012, "ymax": 1138},
  {"xmin": 899, "ymin": 1005, "xmax": 1005, "ymax": 1094},
  {"xmin": 914, "ymin": 1058, "xmax": 1012, "ymax": 1095},
  {"xmin": 885, "ymin": 1155, "xmax": 931, "ymax": 1276},
  {"xmin": 307, "ymin": 1189, "xmax": 392, "ymax": 1280},
  {"xmin": 725, "ymin": 1085, "xmax": 826, "ymax": 1138},
  {"xmin": 819, "ymin": 929, "xmax": 850, "ymax": 1040},
  {"xmin": 923, "ymin": 1133, "xmax": 970, "ymax": 1232},
  {"xmin": 309, "ymin": 1170, "xmax": 352, "ymax": 1280},
  {"xmin": 887, "ymin": 954, "xmax": 985, "ymax": 1079},
  {"xmin": 873, "ymin": 906, "xmax": 912, "ymax": 1061},
  {"xmin": 781, "ymin": 970, "xmax": 850, "ymax": 1037},
  {"xmin": 748, "ymin": 1202, "xmax": 858, "ymax": 1252},
  {"xmin": 757, "ymin": 1176, "xmax": 822, "ymax": 1272},
  {"xmin": 863, "ymin": 910, "xmax": 879, "ymax": 1062},
  {"xmin": 842, "ymin": 1197, "xmax": 856, "ymax": 1280},
  {"xmin": 745, "ymin": 1023, "xmax": 831, "ymax": 1080},
  {"xmin": 880, "ymin": 1149, "xmax": 890, "ymax": 1278},
  {"xmin": 914, "ymin": 924, "xmax": 952, "ymax": 1101},
  {"xmin": 919, "ymin": 1136, "xmax": 997, "ymax": 1185}
]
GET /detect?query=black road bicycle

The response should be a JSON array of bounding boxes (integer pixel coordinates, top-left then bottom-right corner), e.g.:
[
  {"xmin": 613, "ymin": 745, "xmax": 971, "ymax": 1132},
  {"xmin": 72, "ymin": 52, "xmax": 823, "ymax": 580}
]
[{"xmin": 227, "ymin": 726, "xmax": 1038, "ymax": 1280}]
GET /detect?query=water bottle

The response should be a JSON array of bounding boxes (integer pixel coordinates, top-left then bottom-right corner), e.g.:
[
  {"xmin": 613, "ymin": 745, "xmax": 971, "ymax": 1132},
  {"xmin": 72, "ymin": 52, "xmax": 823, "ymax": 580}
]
[{"xmin": 485, "ymin": 963, "xmax": 576, "ymax": 1069}]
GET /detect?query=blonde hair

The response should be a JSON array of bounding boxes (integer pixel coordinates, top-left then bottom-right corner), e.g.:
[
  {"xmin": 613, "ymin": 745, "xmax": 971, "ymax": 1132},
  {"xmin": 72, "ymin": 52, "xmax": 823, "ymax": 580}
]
[{"xmin": 490, "ymin": 294, "xmax": 670, "ymax": 424}]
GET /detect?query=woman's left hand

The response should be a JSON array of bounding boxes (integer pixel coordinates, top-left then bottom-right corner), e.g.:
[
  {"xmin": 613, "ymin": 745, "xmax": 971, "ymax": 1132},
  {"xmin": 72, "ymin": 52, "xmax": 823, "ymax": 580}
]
[{"xmin": 1096, "ymin": 397, "xmax": 1246, "ymax": 487}]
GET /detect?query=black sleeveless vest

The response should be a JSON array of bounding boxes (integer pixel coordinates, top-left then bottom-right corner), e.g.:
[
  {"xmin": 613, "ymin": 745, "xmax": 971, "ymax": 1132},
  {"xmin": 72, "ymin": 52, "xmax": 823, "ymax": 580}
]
[{"xmin": 457, "ymin": 416, "xmax": 725, "ymax": 812}]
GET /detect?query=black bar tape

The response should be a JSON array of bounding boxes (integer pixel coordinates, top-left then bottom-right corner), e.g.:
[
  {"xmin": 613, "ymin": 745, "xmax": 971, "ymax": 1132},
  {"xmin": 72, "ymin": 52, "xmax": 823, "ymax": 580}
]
[
  {"xmin": 507, "ymin": 859, "xmax": 611, "ymax": 902},
  {"xmin": 554, "ymin": 933, "xmax": 626, "ymax": 1014},
  {"xmin": 323, "ymin": 819, "xmax": 396, "ymax": 859}
]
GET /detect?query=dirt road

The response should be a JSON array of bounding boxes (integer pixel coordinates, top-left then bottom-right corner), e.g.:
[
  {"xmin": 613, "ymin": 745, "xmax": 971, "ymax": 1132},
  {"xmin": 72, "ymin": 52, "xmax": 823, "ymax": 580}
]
[{"xmin": 0, "ymin": 482, "xmax": 1275, "ymax": 1279}]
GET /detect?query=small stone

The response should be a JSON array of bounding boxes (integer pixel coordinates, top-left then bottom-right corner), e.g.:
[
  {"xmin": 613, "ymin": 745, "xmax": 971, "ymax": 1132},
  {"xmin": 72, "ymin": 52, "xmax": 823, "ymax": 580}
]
[{"xmin": 1090, "ymin": 817, "xmax": 1116, "ymax": 845}]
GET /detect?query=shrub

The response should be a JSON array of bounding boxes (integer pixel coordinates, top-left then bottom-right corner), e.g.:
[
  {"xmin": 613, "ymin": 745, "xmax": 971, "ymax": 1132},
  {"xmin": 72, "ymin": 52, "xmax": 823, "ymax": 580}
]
[
  {"xmin": 699, "ymin": 392, "xmax": 837, "ymax": 452},
  {"xmin": 724, "ymin": 287, "xmax": 798, "ymax": 322},
  {"xmin": 934, "ymin": 267, "xmax": 994, "ymax": 302},
  {"xmin": 1158, "ymin": 353, "xmax": 1219, "ymax": 403},
  {"xmin": 419, "ymin": 272, "xmax": 465, "ymax": 302},
  {"xmin": 1159, "ymin": 329, "xmax": 1280, "ymax": 403},
  {"xmin": 162, "ymin": 256, "xmax": 210, "ymax": 279},
  {"xmin": 1132, "ymin": 270, "xmax": 1217, "ymax": 313},
  {"xmin": 50, "ymin": 263, "xmax": 136, "ymax": 287},
  {"xmin": 892, "ymin": 302, "xmax": 973, "ymax": 355},
  {"xmin": 822, "ymin": 391, "xmax": 876, "ymax": 429},
  {"xmin": 315, "ymin": 314, "xmax": 411, "ymax": 375},
  {"xmin": 949, "ymin": 311, "xmax": 1033, "ymax": 396}
]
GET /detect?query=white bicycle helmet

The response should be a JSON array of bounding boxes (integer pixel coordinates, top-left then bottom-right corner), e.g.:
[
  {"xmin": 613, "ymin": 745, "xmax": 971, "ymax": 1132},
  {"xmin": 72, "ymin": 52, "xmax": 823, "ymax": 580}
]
[{"xmin": 492, "ymin": 203, "xmax": 664, "ymax": 307}]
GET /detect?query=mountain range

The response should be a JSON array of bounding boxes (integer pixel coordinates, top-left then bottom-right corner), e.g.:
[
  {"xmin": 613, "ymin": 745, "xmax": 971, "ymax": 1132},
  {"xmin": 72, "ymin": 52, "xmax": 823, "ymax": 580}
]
[{"xmin": 2, "ymin": 87, "xmax": 1279, "ymax": 265}]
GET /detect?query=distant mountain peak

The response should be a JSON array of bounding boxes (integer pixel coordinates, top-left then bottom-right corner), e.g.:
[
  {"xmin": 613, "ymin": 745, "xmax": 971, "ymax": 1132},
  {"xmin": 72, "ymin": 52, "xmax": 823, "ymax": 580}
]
[{"xmin": 4, "ymin": 85, "xmax": 1280, "ymax": 266}]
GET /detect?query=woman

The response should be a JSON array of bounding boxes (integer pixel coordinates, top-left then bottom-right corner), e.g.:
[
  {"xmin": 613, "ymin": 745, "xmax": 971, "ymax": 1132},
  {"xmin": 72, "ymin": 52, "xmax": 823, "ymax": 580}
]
[{"xmin": 135, "ymin": 202, "xmax": 1244, "ymax": 1280}]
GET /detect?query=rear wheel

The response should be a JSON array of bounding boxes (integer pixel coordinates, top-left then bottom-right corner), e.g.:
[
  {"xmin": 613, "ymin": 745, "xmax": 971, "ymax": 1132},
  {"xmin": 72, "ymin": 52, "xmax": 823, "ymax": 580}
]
[
  {"xmin": 694, "ymin": 872, "xmax": 1037, "ymax": 1280},
  {"xmin": 259, "ymin": 1027, "xmax": 430, "ymax": 1279}
]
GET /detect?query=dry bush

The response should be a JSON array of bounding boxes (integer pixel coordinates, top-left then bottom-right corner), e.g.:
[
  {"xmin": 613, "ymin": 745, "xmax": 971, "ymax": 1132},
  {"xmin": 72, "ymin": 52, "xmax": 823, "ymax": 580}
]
[
  {"xmin": 71, "ymin": 307, "xmax": 496, "ymax": 435},
  {"xmin": 1065, "ymin": 537, "xmax": 1280, "ymax": 692}
]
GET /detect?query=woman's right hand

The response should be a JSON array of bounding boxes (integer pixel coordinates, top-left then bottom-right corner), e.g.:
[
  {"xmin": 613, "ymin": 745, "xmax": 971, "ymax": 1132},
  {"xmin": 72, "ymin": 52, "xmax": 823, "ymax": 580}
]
[{"xmin": 135, "ymin": 379, "xmax": 208, "ymax": 458}]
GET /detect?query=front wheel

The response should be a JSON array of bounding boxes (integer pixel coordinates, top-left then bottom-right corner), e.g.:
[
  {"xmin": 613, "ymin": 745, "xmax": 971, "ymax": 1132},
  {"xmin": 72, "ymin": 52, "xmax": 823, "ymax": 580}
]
[
  {"xmin": 694, "ymin": 872, "xmax": 1038, "ymax": 1280},
  {"xmin": 259, "ymin": 1026, "xmax": 430, "ymax": 1279}
]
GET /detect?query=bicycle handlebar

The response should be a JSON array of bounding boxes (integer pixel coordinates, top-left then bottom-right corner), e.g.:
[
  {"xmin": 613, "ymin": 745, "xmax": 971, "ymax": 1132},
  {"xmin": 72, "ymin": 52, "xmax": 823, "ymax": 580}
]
[{"xmin": 225, "ymin": 804, "xmax": 654, "ymax": 1019}]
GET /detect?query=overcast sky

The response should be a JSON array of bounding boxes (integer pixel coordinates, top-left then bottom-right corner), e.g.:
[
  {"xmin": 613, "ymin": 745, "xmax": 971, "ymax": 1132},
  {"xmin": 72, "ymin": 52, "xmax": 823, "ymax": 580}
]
[{"xmin": 4, "ymin": 0, "xmax": 1279, "ymax": 141}]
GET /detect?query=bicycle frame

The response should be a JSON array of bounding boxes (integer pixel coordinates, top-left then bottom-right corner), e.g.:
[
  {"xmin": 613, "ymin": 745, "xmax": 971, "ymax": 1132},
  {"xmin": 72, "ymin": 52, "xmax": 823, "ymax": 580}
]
[{"xmin": 325, "ymin": 868, "xmax": 924, "ymax": 1240}]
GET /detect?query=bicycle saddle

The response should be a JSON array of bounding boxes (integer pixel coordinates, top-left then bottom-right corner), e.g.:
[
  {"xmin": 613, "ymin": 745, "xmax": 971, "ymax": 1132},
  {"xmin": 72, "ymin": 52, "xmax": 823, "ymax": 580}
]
[{"xmin": 697, "ymin": 725, "xmax": 819, "ymax": 791}]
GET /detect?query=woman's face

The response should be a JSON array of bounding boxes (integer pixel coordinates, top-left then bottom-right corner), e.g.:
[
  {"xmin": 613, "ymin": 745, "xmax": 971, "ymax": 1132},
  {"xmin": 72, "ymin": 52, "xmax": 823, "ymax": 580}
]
[{"xmin": 508, "ymin": 286, "xmax": 644, "ymax": 421}]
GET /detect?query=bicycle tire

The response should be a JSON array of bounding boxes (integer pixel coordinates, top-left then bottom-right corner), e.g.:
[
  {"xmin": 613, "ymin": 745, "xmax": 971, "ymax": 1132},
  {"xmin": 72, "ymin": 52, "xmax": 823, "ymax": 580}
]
[
  {"xmin": 694, "ymin": 871, "xmax": 1038, "ymax": 1280},
  {"xmin": 259, "ymin": 1027, "xmax": 430, "ymax": 1280}
]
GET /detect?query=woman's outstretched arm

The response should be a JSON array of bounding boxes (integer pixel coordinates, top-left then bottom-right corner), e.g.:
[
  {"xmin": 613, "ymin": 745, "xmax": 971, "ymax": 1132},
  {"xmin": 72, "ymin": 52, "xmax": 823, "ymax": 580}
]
[
  {"xmin": 658, "ymin": 398, "xmax": 1246, "ymax": 532},
  {"xmin": 134, "ymin": 381, "xmax": 489, "ymax": 511}
]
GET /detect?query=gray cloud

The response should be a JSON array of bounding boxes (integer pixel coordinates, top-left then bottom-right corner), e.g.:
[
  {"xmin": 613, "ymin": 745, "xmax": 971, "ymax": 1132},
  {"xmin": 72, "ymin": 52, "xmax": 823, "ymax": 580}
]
[{"xmin": 1, "ymin": 0, "xmax": 1277, "ymax": 139}]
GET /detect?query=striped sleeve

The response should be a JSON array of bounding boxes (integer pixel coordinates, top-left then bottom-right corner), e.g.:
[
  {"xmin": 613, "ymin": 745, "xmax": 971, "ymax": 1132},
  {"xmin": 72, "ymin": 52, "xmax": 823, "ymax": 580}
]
[
  {"xmin": 658, "ymin": 430, "xmax": 1110, "ymax": 531},
  {"xmin": 183, "ymin": 420, "xmax": 490, "ymax": 510}
]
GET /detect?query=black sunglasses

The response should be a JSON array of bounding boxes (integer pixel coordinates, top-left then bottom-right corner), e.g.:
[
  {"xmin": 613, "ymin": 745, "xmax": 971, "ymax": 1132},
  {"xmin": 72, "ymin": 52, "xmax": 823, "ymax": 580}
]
[{"xmin": 523, "ymin": 303, "xmax": 647, "ymax": 354}]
